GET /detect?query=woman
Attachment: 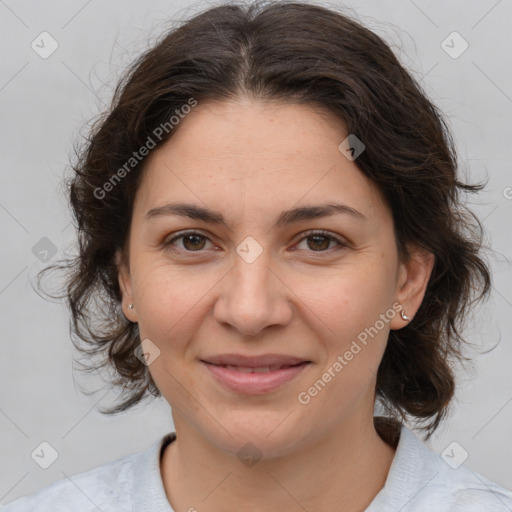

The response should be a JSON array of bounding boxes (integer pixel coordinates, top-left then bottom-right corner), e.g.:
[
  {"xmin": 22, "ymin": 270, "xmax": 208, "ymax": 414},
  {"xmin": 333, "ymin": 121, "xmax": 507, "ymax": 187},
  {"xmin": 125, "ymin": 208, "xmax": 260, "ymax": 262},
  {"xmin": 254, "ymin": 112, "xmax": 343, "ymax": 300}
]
[{"xmin": 4, "ymin": 1, "xmax": 512, "ymax": 510}]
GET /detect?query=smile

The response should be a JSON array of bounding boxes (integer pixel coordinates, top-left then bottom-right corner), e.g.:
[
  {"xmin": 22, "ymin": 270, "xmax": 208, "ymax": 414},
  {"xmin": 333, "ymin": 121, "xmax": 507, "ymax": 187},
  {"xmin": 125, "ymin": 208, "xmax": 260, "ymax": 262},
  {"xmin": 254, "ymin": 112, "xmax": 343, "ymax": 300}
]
[{"xmin": 201, "ymin": 361, "xmax": 311, "ymax": 394}]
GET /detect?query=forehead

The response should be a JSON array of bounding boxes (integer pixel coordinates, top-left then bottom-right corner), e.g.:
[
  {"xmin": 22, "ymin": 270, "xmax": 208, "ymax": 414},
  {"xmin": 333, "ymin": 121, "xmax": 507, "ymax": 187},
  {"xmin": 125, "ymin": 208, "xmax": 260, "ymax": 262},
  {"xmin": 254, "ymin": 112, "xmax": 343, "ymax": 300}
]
[{"xmin": 134, "ymin": 99, "xmax": 388, "ymax": 223}]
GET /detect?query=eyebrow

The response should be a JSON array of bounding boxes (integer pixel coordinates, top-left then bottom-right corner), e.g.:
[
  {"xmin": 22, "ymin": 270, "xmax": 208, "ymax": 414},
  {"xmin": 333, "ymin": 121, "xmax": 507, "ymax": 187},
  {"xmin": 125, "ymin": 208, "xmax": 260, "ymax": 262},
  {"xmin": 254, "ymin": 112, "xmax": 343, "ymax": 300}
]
[{"xmin": 145, "ymin": 202, "xmax": 367, "ymax": 228}]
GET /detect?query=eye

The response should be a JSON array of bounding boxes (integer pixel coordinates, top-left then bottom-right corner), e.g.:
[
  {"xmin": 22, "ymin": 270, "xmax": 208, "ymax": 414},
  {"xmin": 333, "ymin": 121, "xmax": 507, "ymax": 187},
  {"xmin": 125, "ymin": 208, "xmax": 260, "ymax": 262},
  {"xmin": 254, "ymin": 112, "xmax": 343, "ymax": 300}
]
[
  {"xmin": 164, "ymin": 229, "xmax": 346, "ymax": 255},
  {"xmin": 165, "ymin": 231, "xmax": 214, "ymax": 252},
  {"xmin": 294, "ymin": 230, "xmax": 346, "ymax": 253}
]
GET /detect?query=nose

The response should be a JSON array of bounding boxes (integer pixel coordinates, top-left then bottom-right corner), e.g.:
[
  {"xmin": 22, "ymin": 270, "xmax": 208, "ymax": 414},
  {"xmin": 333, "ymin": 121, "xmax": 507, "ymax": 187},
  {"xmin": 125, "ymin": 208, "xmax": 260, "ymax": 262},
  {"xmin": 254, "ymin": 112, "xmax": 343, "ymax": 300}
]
[{"xmin": 213, "ymin": 250, "xmax": 293, "ymax": 337}]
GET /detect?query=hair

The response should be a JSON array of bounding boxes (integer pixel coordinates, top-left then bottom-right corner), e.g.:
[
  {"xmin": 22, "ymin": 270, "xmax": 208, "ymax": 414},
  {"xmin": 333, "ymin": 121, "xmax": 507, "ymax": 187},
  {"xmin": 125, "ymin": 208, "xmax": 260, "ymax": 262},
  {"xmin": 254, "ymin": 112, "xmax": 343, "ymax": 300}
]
[{"xmin": 38, "ymin": 0, "xmax": 491, "ymax": 439}]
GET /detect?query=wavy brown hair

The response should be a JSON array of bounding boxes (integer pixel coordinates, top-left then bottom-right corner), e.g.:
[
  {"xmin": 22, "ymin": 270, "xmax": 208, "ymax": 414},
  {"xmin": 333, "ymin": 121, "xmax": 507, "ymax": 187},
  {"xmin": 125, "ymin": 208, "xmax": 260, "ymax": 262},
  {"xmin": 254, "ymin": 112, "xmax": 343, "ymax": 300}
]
[{"xmin": 38, "ymin": 0, "xmax": 491, "ymax": 438}]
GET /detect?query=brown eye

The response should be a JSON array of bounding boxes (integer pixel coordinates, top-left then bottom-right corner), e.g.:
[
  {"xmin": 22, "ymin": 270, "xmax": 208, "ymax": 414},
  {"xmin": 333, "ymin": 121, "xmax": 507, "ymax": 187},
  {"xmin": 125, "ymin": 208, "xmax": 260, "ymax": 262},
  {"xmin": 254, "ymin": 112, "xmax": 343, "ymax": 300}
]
[
  {"xmin": 295, "ymin": 230, "xmax": 346, "ymax": 253},
  {"xmin": 165, "ymin": 231, "xmax": 212, "ymax": 252},
  {"xmin": 306, "ymin": 234, "xmax": 331, "ymax": 251},
  {"xmin": 182, "ymin": 234, "xmax": 206, "ymax": 251},
  {"xmin": 164, "ymin": 229, "xmax": 346, "ymax": 256}
]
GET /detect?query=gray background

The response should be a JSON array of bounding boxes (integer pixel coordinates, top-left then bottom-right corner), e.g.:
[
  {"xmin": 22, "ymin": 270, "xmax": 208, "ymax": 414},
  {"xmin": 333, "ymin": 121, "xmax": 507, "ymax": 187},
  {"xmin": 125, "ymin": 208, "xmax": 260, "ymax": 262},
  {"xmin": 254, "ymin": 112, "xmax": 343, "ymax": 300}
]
[{"xmin": 1, "ymin": 0, "xmax": 511, "ymax": 503}]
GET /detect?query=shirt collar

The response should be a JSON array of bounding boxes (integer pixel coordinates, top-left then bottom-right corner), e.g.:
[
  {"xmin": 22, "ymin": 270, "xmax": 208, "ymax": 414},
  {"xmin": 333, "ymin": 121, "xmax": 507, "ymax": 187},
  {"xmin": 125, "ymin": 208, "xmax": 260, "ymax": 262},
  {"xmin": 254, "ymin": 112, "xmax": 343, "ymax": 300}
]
[
  {"xmin": 365, "ymin": 425, "xmax": 442, "ymax": 511},
  {"xmin": 130, "ymin": 423, "xmax": 436, "ymax": 512},
  {"xmin": 132, "ymin": 432, "xmax": 177, "ymax": 512}
]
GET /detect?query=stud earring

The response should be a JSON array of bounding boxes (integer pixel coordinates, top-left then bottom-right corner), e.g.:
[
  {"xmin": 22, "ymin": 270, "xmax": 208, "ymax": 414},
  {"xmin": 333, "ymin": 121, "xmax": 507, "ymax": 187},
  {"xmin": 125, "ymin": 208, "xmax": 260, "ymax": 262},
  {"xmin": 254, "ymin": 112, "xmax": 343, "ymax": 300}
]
[
  {"xmin": 400, "ymin": 309, "xmax": 410, "ymax": 321},
  {"xmin": 128, "ymin": 304, "xmax": 134, "ymax": 310}
]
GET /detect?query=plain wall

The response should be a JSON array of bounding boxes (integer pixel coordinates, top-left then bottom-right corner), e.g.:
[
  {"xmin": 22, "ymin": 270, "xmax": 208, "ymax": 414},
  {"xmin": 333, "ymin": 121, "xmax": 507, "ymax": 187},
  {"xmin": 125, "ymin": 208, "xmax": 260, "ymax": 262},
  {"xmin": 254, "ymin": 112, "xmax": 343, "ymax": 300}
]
[{"xmin": 1, "ymin": 0, "xmax": 511, "ymax": 503}]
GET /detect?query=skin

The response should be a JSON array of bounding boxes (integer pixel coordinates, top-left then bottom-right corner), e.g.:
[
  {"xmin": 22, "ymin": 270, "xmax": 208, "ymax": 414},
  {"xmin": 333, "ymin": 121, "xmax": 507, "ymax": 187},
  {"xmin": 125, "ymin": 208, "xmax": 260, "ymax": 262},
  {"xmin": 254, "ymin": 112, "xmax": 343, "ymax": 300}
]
[{"xmin": 116, "ymin": 98, "xmax": 435, "ymax": 512}]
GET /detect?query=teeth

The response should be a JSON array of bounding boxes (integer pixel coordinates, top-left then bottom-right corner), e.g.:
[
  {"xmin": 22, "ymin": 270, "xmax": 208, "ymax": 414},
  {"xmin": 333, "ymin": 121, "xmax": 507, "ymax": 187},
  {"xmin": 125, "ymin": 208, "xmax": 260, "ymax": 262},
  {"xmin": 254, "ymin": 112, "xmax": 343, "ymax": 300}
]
[{"xmin": 223, "ymin": 364, "xmax": 290, "ymax": 373}]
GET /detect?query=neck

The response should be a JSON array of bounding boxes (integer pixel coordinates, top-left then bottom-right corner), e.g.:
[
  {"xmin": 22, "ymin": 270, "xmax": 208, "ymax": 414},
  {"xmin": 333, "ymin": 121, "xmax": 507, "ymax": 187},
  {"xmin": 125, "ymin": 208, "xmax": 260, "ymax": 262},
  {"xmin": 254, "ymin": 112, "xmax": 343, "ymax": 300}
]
[{"xmin": 160, "ymin": 415, "xmax": 398, "ymax": 512}]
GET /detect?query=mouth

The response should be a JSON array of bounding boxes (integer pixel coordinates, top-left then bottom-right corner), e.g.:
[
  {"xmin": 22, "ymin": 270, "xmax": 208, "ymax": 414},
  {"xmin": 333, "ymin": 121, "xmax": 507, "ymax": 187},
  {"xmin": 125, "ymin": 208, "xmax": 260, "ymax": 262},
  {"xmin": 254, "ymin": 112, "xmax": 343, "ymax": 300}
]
[
  {"xmin": 202, "ymin": 361, "xmax": 309, "ymax": 373},
  {"xmin": 200, "ymin": 353, "xmax": 310, "ymax": 367},
  {"xmin": 200, "ymin": 356, "xmax": 311, "ymax": 395}
]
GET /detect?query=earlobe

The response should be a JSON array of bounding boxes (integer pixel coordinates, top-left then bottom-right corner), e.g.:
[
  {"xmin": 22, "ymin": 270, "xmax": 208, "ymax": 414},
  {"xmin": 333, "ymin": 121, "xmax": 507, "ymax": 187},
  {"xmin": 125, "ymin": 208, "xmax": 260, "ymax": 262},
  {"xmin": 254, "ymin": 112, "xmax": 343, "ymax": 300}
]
[
  {"xmin": 390, "ymin": 245, "xmax": 435, "ymax": 330},
  {"xmin": 115, "ymin": 249, "xmax": 137, "ymax": 322}
]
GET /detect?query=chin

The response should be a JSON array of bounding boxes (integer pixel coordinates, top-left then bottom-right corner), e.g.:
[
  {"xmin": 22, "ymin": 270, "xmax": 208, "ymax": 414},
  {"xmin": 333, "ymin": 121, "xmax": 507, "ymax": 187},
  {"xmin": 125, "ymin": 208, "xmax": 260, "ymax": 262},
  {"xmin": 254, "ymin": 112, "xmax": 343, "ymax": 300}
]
[{"xmin": 200, "ymin": 415, "xmax": 311, "ymax": 462}]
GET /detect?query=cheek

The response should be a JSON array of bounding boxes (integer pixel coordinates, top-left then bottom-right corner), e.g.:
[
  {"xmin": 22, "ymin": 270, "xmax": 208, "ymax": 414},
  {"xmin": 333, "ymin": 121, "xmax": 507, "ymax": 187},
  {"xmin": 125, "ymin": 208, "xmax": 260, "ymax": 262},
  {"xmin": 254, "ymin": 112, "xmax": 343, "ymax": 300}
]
[
  {"xmin": 299, "ymin": 257, "xmax": 394, "ymax": 336},
  {"xmin": 303, "ymin": 260, "xmax": 394, "ymax": 399},
  {"xmin": 305, "ymin": 276, "xmax": 392, "ymax": 414},
  {"xmin": 131, "ymin": 263, "xmax": 204, "ymax": 346}
]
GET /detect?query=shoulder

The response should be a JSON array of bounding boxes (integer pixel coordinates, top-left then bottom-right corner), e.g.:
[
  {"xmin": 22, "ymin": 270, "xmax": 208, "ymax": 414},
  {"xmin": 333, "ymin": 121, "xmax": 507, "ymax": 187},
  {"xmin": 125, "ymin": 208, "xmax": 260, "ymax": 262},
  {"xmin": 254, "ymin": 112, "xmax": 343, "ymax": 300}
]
[
  {"xmin": 1, "ymin": 445, "xmax": 144, "ymax": 512},
  {"xmin": 369, "ymin": 423, "xmax": 512, "ymax": 511},
  {"xmin": 432, "ymin": 460, "xmax": 512, "ymax": 511}
]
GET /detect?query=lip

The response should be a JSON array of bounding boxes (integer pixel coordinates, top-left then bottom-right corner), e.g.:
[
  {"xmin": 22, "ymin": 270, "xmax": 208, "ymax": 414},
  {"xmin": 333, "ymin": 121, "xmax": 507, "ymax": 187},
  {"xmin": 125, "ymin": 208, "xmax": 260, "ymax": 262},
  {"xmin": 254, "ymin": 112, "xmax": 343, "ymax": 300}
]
[
  {"xmin": 200, "ymin": 353, "xmax": 310, "ymax": 367},
  {"xmin": 200, "ymin": 356, "xmax": 311, "ymax": 395}
]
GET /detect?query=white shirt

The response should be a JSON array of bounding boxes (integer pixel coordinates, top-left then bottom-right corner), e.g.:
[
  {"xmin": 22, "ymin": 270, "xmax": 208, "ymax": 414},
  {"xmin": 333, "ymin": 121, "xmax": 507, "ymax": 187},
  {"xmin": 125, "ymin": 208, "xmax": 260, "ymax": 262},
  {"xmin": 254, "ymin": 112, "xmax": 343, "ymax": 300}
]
[{"xmin": 2, "ymin": 425, "xmax": 512, "ymax": 511}]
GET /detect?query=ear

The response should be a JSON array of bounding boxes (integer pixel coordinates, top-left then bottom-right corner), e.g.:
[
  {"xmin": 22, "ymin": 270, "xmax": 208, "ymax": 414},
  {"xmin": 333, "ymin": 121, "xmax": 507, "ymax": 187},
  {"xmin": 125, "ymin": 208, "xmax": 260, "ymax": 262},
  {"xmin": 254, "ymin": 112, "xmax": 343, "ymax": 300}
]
[
  {"xmin": 115, "ymin": 249, "xmax": 138, "ymax": 323},
  {"xmin": 390, "ymin": 244, "xmax": 435, "ymax": 330}
]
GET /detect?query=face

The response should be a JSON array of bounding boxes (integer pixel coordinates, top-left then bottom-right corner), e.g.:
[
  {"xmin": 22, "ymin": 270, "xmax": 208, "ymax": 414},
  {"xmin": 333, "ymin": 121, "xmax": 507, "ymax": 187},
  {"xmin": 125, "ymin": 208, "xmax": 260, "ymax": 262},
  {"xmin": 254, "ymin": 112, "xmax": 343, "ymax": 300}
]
[{"xmin": 117, "ymin": 98, "xmax": 434, "ymax": 458}]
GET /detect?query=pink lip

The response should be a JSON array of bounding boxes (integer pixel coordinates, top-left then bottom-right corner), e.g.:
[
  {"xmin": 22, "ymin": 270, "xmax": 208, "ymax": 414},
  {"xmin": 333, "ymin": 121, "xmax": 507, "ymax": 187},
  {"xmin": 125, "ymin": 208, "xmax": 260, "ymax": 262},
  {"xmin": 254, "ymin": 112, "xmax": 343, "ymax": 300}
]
[{"xmin": 201, "ymin": 361, "xmax": 310, "ymax": 395}]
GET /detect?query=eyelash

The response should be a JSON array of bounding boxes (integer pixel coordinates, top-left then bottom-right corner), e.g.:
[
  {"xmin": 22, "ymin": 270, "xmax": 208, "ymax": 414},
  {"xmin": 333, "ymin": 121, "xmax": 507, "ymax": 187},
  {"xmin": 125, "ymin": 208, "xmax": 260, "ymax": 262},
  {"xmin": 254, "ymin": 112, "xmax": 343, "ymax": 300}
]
[{"xmin": 164, "ymin": 229, "xmax": 347, "ymax": 256}]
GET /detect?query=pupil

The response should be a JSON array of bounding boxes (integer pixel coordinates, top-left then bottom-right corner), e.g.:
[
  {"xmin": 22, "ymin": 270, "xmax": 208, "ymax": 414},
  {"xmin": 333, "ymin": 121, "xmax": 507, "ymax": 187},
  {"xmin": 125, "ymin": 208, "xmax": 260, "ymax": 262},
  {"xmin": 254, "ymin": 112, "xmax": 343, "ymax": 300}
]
[
  {"xmin": 185, "ymin": 234, "xmax": 204, "ymax": 250},
  {"xmin": 309, "ymin": 235, "xmax": 328, "ymax": 251}
]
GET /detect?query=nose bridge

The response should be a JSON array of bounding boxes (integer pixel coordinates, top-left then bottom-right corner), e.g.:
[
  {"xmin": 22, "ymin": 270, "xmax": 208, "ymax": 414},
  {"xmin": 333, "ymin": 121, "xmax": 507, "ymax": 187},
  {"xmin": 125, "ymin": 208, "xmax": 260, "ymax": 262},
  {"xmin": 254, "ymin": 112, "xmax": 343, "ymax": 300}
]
[{"xmin": 214, "ymin": 239, "xmax": 292, "ymax": 336}]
